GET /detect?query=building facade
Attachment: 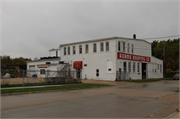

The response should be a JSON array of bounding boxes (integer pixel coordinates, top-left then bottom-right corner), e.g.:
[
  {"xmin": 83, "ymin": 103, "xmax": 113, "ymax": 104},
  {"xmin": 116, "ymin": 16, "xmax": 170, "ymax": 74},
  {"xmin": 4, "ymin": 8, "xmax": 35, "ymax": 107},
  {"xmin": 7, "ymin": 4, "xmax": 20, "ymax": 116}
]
[{"xmin": 27, "ymin": 36, "xmax": 163, "ymax": 81}]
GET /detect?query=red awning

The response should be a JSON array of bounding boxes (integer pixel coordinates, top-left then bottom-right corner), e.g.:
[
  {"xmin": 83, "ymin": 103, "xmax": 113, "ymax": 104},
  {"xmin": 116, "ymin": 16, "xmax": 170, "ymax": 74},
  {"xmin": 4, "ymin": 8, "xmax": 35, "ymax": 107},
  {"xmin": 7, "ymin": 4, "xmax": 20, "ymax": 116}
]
[{"xmin": 73, "ymin": 61, "xmax": 83, "ymax": 69}]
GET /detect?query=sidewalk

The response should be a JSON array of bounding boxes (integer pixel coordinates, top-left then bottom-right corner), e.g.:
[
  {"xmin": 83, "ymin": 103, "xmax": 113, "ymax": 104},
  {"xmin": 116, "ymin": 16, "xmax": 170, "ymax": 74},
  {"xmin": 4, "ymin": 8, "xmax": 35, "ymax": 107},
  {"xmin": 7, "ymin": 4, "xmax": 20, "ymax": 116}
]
[{"xmin": 1, "ymin": 85, "xmax": 62, "ymax": 90}]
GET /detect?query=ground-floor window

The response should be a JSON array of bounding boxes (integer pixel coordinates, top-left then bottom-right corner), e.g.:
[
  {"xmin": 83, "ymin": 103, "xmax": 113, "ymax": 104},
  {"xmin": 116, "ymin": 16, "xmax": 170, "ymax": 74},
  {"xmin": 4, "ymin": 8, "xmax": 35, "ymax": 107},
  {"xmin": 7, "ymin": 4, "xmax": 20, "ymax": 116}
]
[
  {"xmin": 128, "ymin": 62, "xmax": 131, "ymax": 72},
  {"xmin": 40, "ymin": 69, "xmax": 45, "ymax": 74},
  {"xmin": 133, "ymin": 62, "xmax": 135, "ymax": 72},
  {"xmin": 96, "ymin": 69, "xmax": 99, "ymax": 76},
  {"xmin": 137, "ymin": 63, "xmax": 140, "ymax": 72}
]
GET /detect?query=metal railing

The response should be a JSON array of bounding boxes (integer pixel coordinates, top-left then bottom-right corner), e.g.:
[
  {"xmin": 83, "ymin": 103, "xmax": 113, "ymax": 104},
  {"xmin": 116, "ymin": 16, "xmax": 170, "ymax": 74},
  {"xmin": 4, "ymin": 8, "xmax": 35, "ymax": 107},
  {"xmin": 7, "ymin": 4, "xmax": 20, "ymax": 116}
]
[{"xmin": 116, "ymin": 71, "xmax": 130, "ymax": 81}]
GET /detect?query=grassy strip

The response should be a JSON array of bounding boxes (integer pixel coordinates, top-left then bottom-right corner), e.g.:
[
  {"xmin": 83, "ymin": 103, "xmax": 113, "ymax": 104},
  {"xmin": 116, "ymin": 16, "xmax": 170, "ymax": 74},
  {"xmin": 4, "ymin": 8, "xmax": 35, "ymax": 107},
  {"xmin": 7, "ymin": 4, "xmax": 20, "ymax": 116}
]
[
  {"xmin": 1, "ymin": 83, "xmax": 109, "ymax": 94},
  {"xmin": 125, "ymin": 78, "xmax": 173, "ymax": 83}
]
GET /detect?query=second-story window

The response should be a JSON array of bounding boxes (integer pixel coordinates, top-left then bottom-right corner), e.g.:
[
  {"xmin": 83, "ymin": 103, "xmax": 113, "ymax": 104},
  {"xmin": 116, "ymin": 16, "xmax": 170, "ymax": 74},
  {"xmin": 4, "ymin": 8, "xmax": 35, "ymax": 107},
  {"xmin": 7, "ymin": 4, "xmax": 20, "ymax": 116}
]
[
  {"xmin": 118, "ymin": 41, "xmax": 120, "ymax": 51},
  {"xmin": 100, "ymin": 42, "xmax": 104, "ymax": 52},
  {"xmin": 73, "ymin": 46, "xmax": 76, "ymax": 54},
  {"xmin": 85, "ymin": 44, "xmax": 88, "ymax": 53},
  {"xmin": 132, "ymin": 44, "xmax": 134, "ymax": 53},
  {"xmin": 68, "ymin": 47, "xmax": 70, "ymax": 55},
  {"xmin": 123, "ymin": 42, "xmax": 125, "ymax": 52},
  {"xmin": 106, "ymin": 42, "xmax": 109, "ymax": 51},
  {"xmin": 127, "ymin": 43, "xmax": 130, "ymax": 53},
  {"xmin": 79, "ymin": 45, "xmax": 82, "ymax": 54},
  {"xmin": 64, "ymin": 47, "xmax": 66, "ymax": 55},
  {"xmin": 93, "ymin": 43, "xmax": 97, "ymax": 52}
]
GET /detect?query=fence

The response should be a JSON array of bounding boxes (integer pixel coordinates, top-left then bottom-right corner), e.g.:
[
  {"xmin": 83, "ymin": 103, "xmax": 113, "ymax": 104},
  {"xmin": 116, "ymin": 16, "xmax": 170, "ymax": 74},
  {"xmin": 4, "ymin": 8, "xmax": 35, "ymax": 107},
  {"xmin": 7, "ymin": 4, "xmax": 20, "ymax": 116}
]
[
  {"xmin": 116, "ymin": 71, "xmax": 130, "ymax": 81},
  {"xmin": 1, "ymin": 69, "xmax": 82, "ymax": 86}
]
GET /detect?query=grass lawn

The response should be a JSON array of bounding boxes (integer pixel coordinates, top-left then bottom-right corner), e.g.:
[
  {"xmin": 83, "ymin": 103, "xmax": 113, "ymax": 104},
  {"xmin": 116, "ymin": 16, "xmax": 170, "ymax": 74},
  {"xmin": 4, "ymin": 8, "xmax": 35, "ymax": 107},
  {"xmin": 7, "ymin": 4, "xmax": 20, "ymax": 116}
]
[
  {"xmin": 125, "ymin": 78, "xmax": 173, "ymax": 83},
  {"xmin": 1, "ymin": 83, "xmax": 109, "ymax": 94}
]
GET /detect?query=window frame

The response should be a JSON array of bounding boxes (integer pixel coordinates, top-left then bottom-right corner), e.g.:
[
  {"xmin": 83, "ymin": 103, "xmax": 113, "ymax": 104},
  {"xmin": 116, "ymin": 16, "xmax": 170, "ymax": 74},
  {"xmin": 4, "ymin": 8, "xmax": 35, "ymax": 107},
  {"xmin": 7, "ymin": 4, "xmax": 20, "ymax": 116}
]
[
  {"xmin": 132, "ymin": 44, "xmax": 134, "ymax": 53},
  {"xmin": 100, "ymin": 42, "xmax": 104, "ymax": 52},
  {"xmin": 133, "ymin": 62, "xmax": 135, "ymax": 73},
  {"xmin": 68, "ymin": 47, "xmax": 70, "ymax": 55},
  {"xmin": 40, "ymin": 69, "xmax": 45, "ymax": 75},
  {"xmin": 79, "ymin": 45, "xmax": 82, "ymax": 54},
  {"xmin": 73, "ymin": 46, "xmax": 76, "ymax": 54},
  {"xmin": 93, "ymin": 43, "xmax": 97, "ymax": 53},
  {"xmin": 118, "ymin": 41, "xmax": 121, "ymax": 51},
  {"xmin": 85, "ymin": 44, "xmax": 88, "ymax": 53},
  {"xmin": 123, "ymin": 42, "xmax": 125, "ymax": 52},
  {"xmin": 96, "ymin": 69, "xmax": 99, "ymax": 77},
  {"xmin": 137, "ymin": 62, "xmax": 140, "ymax": 72},
  {"xmin": 64, "ymin": 47, "xmax": 66, "ymax": 55},
  {"xmin": 106, "ymin": 42, "xmax": 109, "ymax": 51},
  {"xmin": 128, "ymin": 62, "xmax": 131, "ymax": 73},
  {"xmin": 127, "ymin": 43, "xmax": 130, "ymax": 53}
]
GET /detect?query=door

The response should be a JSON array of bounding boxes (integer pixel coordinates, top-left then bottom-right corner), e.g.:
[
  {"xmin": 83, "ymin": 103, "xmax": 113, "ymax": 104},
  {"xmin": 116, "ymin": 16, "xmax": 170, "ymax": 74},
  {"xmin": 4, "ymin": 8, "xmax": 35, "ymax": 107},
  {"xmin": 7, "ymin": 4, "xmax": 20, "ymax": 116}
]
[
  {"xmin": 142, "ymin": 63, "xmax": 146, "ymax": 79},
  {"xmin": 29, "ymin": 65, "xmax": 35, "ymax": 77}
]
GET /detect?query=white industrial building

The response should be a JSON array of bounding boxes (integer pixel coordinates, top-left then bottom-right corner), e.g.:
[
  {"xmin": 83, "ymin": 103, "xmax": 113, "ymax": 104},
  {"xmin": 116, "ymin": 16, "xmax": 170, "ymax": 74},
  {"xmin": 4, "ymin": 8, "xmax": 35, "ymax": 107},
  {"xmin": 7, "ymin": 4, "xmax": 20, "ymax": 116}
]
[{"xmin": 27, "ymin": 35, "xmax": 163, "ymax": 81}]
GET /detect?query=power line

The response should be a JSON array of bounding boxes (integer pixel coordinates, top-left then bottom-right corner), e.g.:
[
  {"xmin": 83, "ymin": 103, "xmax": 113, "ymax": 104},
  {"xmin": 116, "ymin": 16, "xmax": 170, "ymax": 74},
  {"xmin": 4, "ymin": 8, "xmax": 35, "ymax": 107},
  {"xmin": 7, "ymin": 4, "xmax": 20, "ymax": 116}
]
[{"xmin": 141, "ymin": 35, "xmax": 180, "ymax": 40}]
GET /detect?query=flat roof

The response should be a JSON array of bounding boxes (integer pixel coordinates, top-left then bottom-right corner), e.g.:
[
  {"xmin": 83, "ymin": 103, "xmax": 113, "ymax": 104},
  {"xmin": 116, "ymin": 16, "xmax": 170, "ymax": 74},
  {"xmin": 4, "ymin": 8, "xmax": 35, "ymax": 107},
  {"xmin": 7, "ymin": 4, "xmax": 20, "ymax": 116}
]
[
  {"xmin": 27, "ymin": 58, "xmax": 60, "ymax": 63},
  {"xmin": 49, "ymin": 48, "xmax": 60, "ymax": 51},
  {"xmin": 59, "ymin": 36, "xmax": 151, "ymax": 47}
]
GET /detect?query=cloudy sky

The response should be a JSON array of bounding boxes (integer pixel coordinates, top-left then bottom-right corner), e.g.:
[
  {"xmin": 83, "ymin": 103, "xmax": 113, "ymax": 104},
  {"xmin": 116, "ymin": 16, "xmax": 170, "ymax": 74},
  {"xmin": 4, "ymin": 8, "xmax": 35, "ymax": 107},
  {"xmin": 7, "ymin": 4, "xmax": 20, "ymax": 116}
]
[{"xmin": 1, "ymin": 0, "xmax": 179, "ymax": 59}]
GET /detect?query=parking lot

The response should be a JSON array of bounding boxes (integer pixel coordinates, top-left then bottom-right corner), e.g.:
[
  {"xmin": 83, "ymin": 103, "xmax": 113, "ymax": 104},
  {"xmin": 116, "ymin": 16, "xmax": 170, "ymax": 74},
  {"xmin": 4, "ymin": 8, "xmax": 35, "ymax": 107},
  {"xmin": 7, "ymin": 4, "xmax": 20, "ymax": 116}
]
[{"xmin": 1, "ymin": 80, "xmax": 179, "ymax": 118}]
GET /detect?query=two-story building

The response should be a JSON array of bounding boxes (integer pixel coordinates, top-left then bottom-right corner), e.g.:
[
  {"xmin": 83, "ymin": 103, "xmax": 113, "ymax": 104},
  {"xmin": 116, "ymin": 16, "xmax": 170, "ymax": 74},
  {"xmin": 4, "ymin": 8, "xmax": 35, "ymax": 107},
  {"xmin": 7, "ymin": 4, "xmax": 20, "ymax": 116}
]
[{"xmin": 27, "ymin": 35, "xmax": 163, "ymax": 80}]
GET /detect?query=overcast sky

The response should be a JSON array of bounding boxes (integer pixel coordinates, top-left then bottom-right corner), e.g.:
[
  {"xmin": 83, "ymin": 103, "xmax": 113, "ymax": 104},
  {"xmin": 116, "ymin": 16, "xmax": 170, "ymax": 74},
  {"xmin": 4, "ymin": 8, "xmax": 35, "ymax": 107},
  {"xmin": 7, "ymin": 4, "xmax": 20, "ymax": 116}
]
[{"xmin": 1, "ymin": 0, "xmax": 179, "ymax": 59}]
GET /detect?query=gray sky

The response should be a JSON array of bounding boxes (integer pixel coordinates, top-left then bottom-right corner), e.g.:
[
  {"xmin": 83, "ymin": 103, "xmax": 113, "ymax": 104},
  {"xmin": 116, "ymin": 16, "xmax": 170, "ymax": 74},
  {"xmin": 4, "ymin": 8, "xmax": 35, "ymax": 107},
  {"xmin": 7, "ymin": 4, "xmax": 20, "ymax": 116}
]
[{"xmin": 1, "ymin": 0, "xmax": 179, "ymax": 59}]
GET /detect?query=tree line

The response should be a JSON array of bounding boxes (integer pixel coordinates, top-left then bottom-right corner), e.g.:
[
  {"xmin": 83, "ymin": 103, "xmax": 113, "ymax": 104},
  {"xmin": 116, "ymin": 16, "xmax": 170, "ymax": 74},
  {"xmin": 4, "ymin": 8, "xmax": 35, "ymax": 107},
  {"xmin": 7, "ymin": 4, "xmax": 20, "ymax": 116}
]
[
  {"xmin": 0, "ymin": 56, "xmax": 31, "ymax": 69},
  {"xmin": 152, "ymin": 38, "xmax": 179, "ymax": 71}
]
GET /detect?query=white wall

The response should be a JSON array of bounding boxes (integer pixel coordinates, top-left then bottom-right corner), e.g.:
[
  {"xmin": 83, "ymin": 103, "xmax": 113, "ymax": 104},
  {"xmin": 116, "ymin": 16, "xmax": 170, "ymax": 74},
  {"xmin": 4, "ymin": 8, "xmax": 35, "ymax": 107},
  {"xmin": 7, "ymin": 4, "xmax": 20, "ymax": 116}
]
[
  {"xmin": 27, "ymin": 59, "xmax": 61, "ymax": 78},
  {"xmin": 60, "ymin": 39, "xmax": 117, "ymax": 81},
  {"xmin": 49, "ymin": 50, "xmax": 59, "ymax": 57},
  {"xmin": 147, "ymin": 56, "xmax": 163, "ymax": 79}
]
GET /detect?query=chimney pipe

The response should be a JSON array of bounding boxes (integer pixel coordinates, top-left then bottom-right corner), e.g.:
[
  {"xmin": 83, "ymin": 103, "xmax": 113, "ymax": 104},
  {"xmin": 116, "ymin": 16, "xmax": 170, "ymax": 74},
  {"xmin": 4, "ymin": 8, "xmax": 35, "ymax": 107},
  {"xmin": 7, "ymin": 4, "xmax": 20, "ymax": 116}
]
[{"xmin": 133, "ymin": 34, "xmax": 136, "ymax": 39}]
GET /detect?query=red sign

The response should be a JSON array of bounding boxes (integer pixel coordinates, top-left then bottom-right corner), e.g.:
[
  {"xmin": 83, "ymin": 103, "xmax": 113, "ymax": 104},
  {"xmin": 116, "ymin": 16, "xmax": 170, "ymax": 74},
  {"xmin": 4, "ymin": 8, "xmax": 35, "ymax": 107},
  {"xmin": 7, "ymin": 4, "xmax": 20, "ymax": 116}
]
[
  {"xmin": 117, "ymin": 52, "xmax": 151, "ymax": 62},
  {"xmin": 73, "ymin": 61, "xmax": 83, "ymax": 69},
  {"xmin": 38, "ymin": 67, "xmax": 47, "ymax": 68}
]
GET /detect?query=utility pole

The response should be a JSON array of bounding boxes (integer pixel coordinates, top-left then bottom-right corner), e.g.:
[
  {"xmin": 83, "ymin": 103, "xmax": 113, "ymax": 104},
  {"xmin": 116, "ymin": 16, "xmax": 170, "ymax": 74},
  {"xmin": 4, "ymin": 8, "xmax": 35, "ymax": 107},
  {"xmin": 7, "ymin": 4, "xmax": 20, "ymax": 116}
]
[{"xmin": 163, "ymin": 42, "xmax": 165, "ymax": 78}]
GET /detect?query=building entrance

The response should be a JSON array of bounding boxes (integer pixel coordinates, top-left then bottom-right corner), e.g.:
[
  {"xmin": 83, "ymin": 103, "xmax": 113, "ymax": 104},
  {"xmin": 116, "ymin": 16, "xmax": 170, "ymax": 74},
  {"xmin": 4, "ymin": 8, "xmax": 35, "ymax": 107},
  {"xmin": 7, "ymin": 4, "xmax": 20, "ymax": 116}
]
[{"xmin": 142, "ymin": 63, "xmax": 146, "ymax": 79}]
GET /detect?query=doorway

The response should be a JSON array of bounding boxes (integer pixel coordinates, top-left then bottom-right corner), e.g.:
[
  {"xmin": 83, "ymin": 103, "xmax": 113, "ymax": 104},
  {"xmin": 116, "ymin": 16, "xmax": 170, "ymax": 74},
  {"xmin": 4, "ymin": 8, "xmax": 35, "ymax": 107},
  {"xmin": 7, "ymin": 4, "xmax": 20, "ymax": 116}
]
[{"xmin": 142, "ymin": 63, "xmax": 146, "ymax": 79}]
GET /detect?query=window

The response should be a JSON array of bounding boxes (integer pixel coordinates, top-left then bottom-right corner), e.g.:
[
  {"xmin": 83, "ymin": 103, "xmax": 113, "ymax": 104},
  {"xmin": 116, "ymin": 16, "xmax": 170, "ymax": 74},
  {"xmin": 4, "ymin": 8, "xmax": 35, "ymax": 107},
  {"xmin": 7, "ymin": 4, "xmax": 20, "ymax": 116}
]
[
  {"xmin": 100, "ymin": 42, "xmax": 104, "ymax": 52},
  {"xmin": 123, "ymin": 62, "xmax": 126, "ymax": 72},
  {"xmin": 155, "ymin": 69, "xmax": 156, "ymax": 72},
  {"xmin": 93, "ymin": 43, "xmax": 97, "ymax": 52},
  {"xmin": 128, "ymin": 62, "xmax": 131, "ymax": 72},
  {"xmin": 127, "ymin": 43, "xmax": 130, "ymax": 53},
  {"xmin": 56, "ymin": 51, "xmax": 58, "ymax": 57},
  {"xmin": 40, "ymin": 69, "xmax": 45, "ymax": 74},
  {"xmin": 68, "ymin": 47, "xmax": 70, "ymax": 55},
  {"xmin": 85, "ymin": 44, "xmax": 88, "ymax": 53},
  {"xmin": 133, "ymin": 62, "xmax": 135, "ymax": 72},
  {"xmin": 137, "ymin": 63, "xmax": 140, "ymax": 72},
  {"xmin": 118, "ymin": 41, "xmax": 120, "ymax": 51},
  {"xmin": 79, "ymin": 45, "xmax": 82, "ymax": 54},
  {"xmin": 106, "ymin": 42, "xmax": 109, "ymax": 51},
  {"xmin": 158, "ymin": 64, "xmax": 159, "ymax": 69},
  {"xmin": 123, "ymin": 42, "xmax": 125, "ymax": 52},
  {"xmin": 64, "ymin": 47, "xmax": 66, "ymax": 55},
  {"xmin": 132, "ymin": 44, "xmax": 134, "ymax": 53},
  {"xmin": 96, "ymin": 69, "xmax": 99, "ymax": 76},
  {"xmin": 73, "ymin": 46, "xmax": 76, "ymax": 54}
]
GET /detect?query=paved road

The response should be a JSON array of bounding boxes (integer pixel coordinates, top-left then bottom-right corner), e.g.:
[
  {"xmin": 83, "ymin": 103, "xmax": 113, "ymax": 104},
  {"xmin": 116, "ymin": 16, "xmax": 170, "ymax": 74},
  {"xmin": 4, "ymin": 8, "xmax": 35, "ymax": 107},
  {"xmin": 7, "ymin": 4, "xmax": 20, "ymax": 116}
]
[{"xmin": 1, "ymin": 80, "xmax": 179, "ymax": 118}]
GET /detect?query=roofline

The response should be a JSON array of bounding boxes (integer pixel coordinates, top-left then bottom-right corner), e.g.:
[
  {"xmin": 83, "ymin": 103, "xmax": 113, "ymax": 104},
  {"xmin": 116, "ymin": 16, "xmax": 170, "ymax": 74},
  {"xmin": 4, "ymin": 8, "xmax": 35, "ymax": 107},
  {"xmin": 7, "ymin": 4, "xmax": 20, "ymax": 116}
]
[
  {"xmin": 27, "ymin": 58, "xmax": 60, "ymax": 63},
  {"xmin": 59, "ymin": 36, "xmax": 151, "ymax": 48},
  {"xmin": 49, "ymin": 48, "xmax": 60, "ymax": 51},
  {"xmin": 151, "ymin": 56, "xmax": 163, "ymax": 61}
]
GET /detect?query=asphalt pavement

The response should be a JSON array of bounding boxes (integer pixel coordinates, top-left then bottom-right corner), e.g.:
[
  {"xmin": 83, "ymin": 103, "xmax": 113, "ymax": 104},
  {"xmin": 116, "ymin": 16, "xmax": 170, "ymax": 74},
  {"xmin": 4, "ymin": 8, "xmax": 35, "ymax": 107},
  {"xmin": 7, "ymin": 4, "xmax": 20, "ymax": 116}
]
[{"xmin": 1, "ymin": 80, "xmax": 179, "ymax": 118}]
